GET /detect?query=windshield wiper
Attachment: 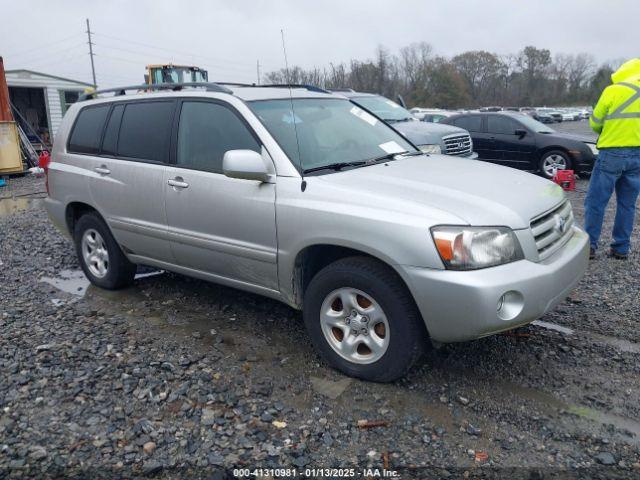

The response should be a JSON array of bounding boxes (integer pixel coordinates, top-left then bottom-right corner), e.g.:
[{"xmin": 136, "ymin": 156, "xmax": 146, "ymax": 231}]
[
  {"xmin": 303, "ymin": 161, "xmax": 367, "ymax": 174},
  {"xmin": 384, "ymin": 117, "xmax": 413, "ymax": 123},
  {"xmin": 302, "ymin": 150, "xmax": 418, "ymax": 174}
]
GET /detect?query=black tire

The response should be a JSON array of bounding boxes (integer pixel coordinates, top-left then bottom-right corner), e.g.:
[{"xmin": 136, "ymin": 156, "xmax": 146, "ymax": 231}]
[
  {"xmin": 539, "ymin": 150, "xmax": 572, "ymax": 179},
  {"xmin": 74, "ymin": 212, "xmax": 136, "ymax": 289},
  {"xmin": 303, "ymin": 256, "xmax": 427, "ymax": 382}
]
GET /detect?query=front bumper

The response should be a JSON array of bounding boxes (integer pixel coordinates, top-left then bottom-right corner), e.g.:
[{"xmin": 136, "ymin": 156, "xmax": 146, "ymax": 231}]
[{"xmin": 400, "ymin": 226, "xmax": 589, "ymax": 343}]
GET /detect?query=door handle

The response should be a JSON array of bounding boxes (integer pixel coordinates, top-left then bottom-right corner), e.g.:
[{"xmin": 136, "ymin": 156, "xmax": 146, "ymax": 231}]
[
  {"xmin": 94, "ymin": 165, "xmax": 111, "ymax": 175},
  {"xmin": 167, "ymin": 178, "xmax": 189, "ymax": 189}
]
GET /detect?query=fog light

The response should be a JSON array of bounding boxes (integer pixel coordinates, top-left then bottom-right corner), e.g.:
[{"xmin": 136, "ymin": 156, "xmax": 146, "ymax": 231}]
[{"xmin": 497, "ymin": 291, "xmax": 524, "ymax": 321}]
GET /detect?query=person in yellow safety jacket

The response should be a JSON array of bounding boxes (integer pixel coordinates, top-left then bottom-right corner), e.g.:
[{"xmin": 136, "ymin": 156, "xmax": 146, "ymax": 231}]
[{"xmin": 584, "ymin": 58, "xmax": 640, "ymax": 260}]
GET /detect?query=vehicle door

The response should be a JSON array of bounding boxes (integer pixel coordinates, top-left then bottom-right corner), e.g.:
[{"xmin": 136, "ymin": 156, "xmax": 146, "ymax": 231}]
[
  {"xmin": 83, "ymin": 100, "xmax": 175, "ymax": 262},
  {"xmin": 453, "ymin": 115, "xmax": 495, "ymax": 160},
  {"xmin": 486, "ymin": 115, "xmax": 537, "ymax": 169},
  {"xmin": 164, "ymin": 98, "xmax": 278, "ymax": 290}
]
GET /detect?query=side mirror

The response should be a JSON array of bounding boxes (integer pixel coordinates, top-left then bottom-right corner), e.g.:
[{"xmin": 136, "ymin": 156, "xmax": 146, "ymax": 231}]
[
  {"xmin": 223, "ymin": 150, "xmax": 274, "ymax": 183},
  {"xmin": 514, "ymin": 129, "xmax": 527, "ymax": 137}
]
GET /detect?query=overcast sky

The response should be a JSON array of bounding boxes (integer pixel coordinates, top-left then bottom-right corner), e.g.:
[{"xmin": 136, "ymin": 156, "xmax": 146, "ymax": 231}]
[{"xmin": 1, "ymin": 0, "xmax": 638, "ymax": 88}]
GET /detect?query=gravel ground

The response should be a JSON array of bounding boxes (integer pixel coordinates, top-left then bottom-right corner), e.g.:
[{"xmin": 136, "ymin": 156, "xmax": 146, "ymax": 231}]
[{"xmin": 1, "ymin": 121, "xmax": 639, "ymax": 479}]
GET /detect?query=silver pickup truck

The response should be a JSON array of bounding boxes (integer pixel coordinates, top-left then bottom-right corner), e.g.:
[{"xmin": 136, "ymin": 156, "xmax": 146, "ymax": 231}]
[{"xmin": 44, "ymin": 83, "xmax": 589, "ymax": 382}]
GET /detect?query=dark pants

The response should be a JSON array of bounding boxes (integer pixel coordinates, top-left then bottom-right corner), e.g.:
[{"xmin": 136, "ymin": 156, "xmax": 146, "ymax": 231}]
[{"xmin": 584, "ymin": 147, "xmax": 640, "ymax": 254}]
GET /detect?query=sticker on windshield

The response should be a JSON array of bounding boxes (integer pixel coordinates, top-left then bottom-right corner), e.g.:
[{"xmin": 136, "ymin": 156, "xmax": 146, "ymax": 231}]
[
  {"xmin": 282, "ymin": 111, "xmax": 303, "ymax": 124},
  {"xmin": 350, "ymin": 106, "xmax": 378, "ymax": 126},
  {"xmin": 385, "ymin": 100, "xmax": 400, "ymax": 108},
  {"xmin": 378, "ymin": 141, "xmax": 405, "ymax": 154}
]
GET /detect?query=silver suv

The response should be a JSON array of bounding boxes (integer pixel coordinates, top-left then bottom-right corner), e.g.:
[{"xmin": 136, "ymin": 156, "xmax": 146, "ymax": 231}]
[{"xmin": 44, "ymin": 83, "xmax": 589, "ymax": 382}]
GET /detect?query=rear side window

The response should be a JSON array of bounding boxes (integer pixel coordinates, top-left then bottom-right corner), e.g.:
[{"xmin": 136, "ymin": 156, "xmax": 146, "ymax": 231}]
[
  {"xmin": 453, "ymin": 116, "xmax": 482, "ymax": 132},
  {"xmin": 176, "ymin": 101, "xmax": 260, "ymax": 174},
  {"xmin": 68, "ymin": 105, "xmax": 110, "ymax": 154},
  {"xmin": 101, "ymin": 104, "xmax": 124, "ymax": 155},
  {"xmin": 118, "ymin": 102, "xmax": 175, "ymax": 162},
  {"xmin": 487, "ymin": 115, "xmax": 518, "ymax": 135}
]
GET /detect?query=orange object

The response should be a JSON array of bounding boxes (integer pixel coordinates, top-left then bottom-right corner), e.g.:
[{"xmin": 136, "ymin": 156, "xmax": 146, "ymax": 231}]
[
  {"xmin": 434, "ymin": 237, "xmax": 454, "ymax": 261},
  {"xmin": 0, "ymin": 57, "xmax": 13, "ymax": 122},
  {"xmin": 357, "ymin": 419, "xmax": 389, "ymax": 429},
  {"xmin": 475, "ymin": 451, "xmax": 489, "ymax": 462},
  {"xmin": 553, "ymin": 169, "xmax": 575, "ymax": 191}
]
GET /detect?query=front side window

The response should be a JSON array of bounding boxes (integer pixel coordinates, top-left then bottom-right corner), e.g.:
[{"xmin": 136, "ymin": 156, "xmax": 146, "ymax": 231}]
[
  {"xmin": 68, "ymin": 105, "xmax": 110, "ymax": 154},
  {"xmin": 177, "ymin": 101, "xmax": 260, "ymax": 174},
  {"xmin": 487, "ymin": 116, "xmax": 518, "ymax": 135},
  {"xmin": 117, "ymin": 101, "xmax": 175, "ymax": 162},
  {"xmin": 453, "ymin": 116, "xmax": 482, "ymax": 132},
  {"xmin": 249, "ymin": 98, "xmax": 415, "ymax": 172}
]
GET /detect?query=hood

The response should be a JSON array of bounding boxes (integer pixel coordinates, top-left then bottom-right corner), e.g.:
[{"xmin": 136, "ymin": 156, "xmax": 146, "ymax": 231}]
[
  {"xmin": 393, "ymin": 120, "xmax": 468, "ymax": 146},
  {"xmin": 317, "ymin": 155, "xmax": 565, "ymax": 229},
  {"xmin": 544, "ymin": 131, "xmax": 597, "ymax": 144},
  {"xmin": 611, "ymin": 58, "xmax": 640, "ymax": 84}
]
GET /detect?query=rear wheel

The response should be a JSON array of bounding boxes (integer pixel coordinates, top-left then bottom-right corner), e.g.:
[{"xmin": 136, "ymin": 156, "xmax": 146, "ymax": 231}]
[
  {"xmin": 303, "ymin": 257, "xmax": 426, "ymax": 382},
  {"xmin": 540, "ymin": 150, "xmax": 571, "ymax": 179},
  {"xmin": 74, "ymin": 212, "xmax": 136, "ymax": 289}
]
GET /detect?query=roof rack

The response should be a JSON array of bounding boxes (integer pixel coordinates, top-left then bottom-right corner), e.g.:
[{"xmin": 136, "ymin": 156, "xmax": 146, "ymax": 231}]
[
  {"xmin": 328, "ymin": 88, "xmax": 355, "ymax": 93},
  {"xmin": 218, "ymin": 82, "xmax": 329, "ymax": 94},
  {"xmin": 78, "ymin": 82, "xmax": 232, "ymax": 101},
  {"xmin": 261, "ymin": 84, "xmax": 329, "ymax": 93}
]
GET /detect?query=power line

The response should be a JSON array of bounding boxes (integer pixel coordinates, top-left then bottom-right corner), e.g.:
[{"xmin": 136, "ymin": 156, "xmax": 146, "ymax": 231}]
[
  {"xmin": 92, "ymin": 31, "xmax": 281, "ymax": 70},
  {"xmin": 2, "ymin": 34, "xmax": 83, "ymax": 58},
  {"xmin": 6, "ymin": 42, "xmax": 86, "ymax": 66}
]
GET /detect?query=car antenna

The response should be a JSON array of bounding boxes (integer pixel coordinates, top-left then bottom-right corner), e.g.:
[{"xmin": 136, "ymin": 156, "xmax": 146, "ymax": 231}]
[{"xmin": 280, "ymin": 29, "xmax": 306, "ymax": 192}]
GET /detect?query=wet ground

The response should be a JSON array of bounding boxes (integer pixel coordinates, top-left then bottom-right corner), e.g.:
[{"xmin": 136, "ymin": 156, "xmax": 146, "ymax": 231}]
[{"xmin": 1, "ymin": 124, "xmax": 639, "ymax": 478}]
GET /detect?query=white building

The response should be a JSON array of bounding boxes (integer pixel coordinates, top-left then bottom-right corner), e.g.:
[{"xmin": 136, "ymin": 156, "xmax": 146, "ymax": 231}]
[{"xmin": 5, "ymin": 69, "xmax": 93, "ymax": 142}]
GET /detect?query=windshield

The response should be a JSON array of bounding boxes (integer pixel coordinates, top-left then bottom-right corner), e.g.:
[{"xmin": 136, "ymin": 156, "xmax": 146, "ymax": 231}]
[
  {"xmin": 516, "ymin": 114, "xmax": 555, "ymax": 133},
  {"xmin": 351, "ymin": 95, "xmax": 414, "ymax": 122},
  {"xmin": 250, "ymin": 98, "xmax": 415, "ymax": 172}
]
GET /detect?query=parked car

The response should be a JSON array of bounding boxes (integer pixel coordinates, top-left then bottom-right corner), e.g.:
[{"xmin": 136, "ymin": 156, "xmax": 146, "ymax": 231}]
[
  {"xmin": 537, "ymin": 108, "xmax": 563, "ymax": 123},
  {"xmin": 410, "ymin": 108, "xmax": 456, "ymax": 123},
  {"xmin": 441, "ymin": 111, "xmax": 597, "ymax": 178},
  {"xmin": 334, "ymin": 91, "xmax": 476, "ymax": 157},
  {"xmin": 44, "ymin": 83, "xmax": 589, "ymax": 381}
]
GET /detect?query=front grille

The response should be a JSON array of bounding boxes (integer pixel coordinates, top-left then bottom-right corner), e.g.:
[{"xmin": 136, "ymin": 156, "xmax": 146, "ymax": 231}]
[
  {"xmin": 530, "ymin": 200, "xmax": 575, "ymax": 260},
  {"xmin": 442, "ymin": 133, "xmax": 473, "ymax": 156}
]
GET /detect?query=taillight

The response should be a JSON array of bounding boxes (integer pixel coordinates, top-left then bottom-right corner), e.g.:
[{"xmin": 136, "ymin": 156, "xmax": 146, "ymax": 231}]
[{"xmin": 38, "ymin": 151, "xmax": 51, "ymax": 194}]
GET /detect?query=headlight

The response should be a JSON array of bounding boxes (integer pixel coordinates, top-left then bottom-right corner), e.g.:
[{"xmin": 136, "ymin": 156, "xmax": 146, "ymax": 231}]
[
  {"xmin": 419, "ymin": 144, "xmax": 441, "ymax": 154},
  {"xmin": 431, "ymin": 226, "xmax": 524, "ymax": 270},
  {"xmin": 586, "ymin": 143, "xmax": 599, "ymax": 156}
]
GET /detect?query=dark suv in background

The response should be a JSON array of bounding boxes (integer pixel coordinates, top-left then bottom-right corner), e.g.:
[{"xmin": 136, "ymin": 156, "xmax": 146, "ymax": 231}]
[{"xmin": 441, "ymin": 112, "xmax": 597, "ymax": 178}]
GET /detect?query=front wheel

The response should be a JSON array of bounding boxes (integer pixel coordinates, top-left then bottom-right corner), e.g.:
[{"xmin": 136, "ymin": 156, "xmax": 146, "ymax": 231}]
[
  {"xmin": 303, "ymin": 257, "xmax": 426, "ymax": 382},
  {"xmin": 540, "ymin": 150, "xmax": 571, "ymax": 179}
]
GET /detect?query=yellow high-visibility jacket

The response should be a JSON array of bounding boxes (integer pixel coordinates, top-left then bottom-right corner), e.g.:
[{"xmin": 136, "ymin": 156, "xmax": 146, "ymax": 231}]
[{"xmin": 590, "ymin": 58, "xmax": 640, "ymax": 148}]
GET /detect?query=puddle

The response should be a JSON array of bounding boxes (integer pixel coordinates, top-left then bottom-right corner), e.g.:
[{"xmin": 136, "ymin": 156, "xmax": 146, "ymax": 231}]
[
  {"xmin": 40, "ymin": 269, "xmax": 166, "ymax": 298},
  {"xmin": 532, "ymin": 320, "xmax": 574, "ymax": 335},
  {"xmin": 500, "ymin": 382, "xmax": 640, "ymax": 446},
  {"xmin": 41, "ymin": 269, "xmax": 90, "ymax": 296},
  {"xmin": 0, "ymin": 197, "xmax": 43, "ymax": 216}
]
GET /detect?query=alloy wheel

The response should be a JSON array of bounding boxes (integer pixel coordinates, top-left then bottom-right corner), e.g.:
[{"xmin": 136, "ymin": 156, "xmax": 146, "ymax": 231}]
[
  {"xmin": 319, "ymin": 287, "xmax": 390, "ymax": 365},
  {"xmin": 542, "ymin": 154, "xmax": 567, "ymax": 177},
  {"xmin": 81, "ymin": 229, "xmax": 109, "ymax": 278}
]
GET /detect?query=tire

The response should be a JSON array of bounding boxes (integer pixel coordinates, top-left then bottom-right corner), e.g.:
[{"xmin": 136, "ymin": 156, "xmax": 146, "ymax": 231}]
[
  {"xmin": 74, "ymin": 212, "xmax": 136, "ymax": 289},
  {"xmin": 539, "ymin": 150, "xmax": 571, "ymax": 179},
  {"xmin": 303, "ymin": 256, "xmax": 427, "ymax": 382}
]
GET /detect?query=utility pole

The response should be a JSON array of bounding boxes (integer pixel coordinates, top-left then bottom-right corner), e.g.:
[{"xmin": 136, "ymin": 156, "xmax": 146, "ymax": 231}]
[
  {"xmin": 256, "ymin": 60, "xmax": 261, "ymax": 85},
  {"xmin": 86, "ymin": 18, "xmax": 97, "ymax": 88}
]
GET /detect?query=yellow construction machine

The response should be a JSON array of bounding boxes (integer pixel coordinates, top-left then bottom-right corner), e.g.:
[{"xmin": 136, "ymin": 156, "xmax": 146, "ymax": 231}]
[{"xmin": 145, "ymin": 64, "xmax": 208, "ymax": 85}]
